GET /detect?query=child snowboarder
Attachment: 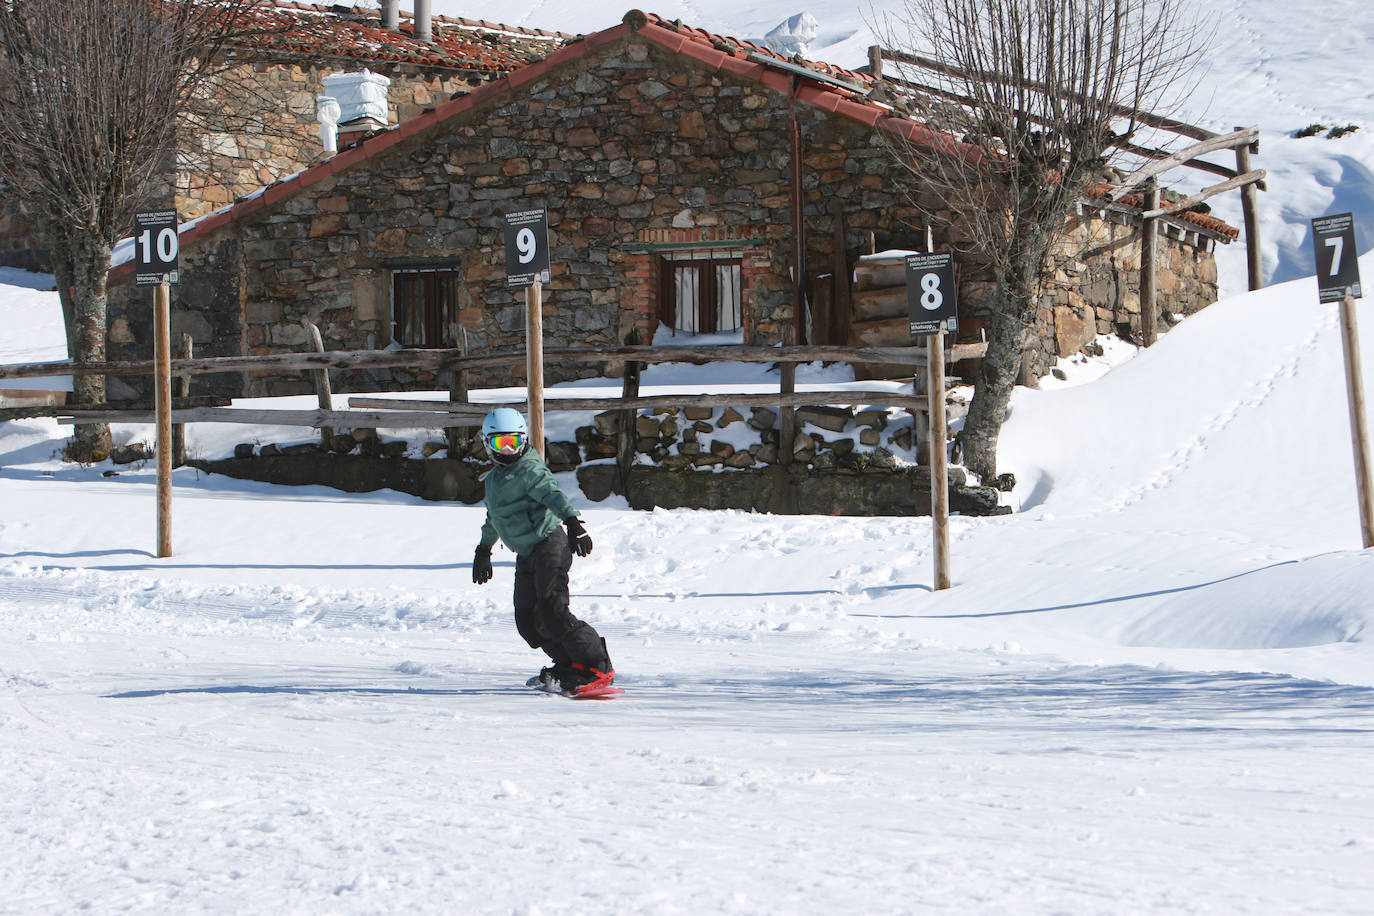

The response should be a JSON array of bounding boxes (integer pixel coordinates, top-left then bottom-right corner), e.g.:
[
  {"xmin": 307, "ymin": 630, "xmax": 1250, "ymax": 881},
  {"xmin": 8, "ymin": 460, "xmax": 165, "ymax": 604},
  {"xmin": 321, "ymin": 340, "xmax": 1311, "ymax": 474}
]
[{"xmin": 470, "ymin": 407, "xmax": 615, "ymax": 696}]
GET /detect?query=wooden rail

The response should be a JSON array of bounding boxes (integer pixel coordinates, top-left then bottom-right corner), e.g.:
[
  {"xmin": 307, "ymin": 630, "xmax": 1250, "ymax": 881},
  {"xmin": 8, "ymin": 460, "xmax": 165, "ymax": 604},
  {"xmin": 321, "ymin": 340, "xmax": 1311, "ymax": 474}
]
[
  {"xmin": 23, "ymin": 340, "xmax": 988, "ymax": 431},
  {"xmin": 348, "ymin": 391, "xmax": 930, "ymax": 415},
  {"xmin": 0, "ymin": 343, "xmax": 980, "ymax": 382}
]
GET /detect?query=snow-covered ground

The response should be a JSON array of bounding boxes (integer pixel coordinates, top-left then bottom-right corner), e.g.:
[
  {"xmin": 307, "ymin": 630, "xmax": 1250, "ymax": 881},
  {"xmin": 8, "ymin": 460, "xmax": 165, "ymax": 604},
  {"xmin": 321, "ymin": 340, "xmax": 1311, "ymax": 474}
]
[
  {"xmin": 4, "ymin": 0, "xmax": 1374, "ymax": 910},
  {"xmin": 4, "ymin": 251, "xmax": 1374, "ymax": 911}
]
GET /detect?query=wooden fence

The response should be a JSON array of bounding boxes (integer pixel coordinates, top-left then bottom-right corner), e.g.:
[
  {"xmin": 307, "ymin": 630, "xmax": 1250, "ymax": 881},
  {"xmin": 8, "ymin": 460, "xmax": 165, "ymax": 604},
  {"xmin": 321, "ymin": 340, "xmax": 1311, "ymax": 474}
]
[{"xmin": 0, "ymin": 339, "xmax": 988, "ymax": 474}]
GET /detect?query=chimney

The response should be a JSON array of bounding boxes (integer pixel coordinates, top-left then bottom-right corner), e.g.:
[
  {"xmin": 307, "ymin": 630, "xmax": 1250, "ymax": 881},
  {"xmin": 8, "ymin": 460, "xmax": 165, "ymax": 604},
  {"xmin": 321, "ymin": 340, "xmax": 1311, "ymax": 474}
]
[
  {"xmin": 315, "ymin": 95, "xmax": 341, "ymax": 155},
  {"xmin": 381, "ymin": 0, "xmax": 399, "ymax": 31},
  {"xmin": 320, "ymin": 70, "xmax": 392, "ymax": 147},
  {"xmin": 414, "ymin": 0, "xmax": 432, "ymax": 43}
]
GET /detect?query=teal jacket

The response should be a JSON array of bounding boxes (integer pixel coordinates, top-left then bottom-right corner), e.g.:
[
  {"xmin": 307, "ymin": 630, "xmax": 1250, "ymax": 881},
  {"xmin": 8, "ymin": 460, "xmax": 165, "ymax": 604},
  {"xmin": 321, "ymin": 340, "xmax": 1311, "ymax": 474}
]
[{"xmin": 478, "ymin": 451, "xmax": 579, "ymax": 557}]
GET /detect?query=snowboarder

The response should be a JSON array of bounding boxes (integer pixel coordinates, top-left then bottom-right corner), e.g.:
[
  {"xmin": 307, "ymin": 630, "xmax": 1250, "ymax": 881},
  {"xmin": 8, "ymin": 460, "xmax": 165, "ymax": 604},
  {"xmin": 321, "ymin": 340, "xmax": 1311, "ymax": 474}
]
[{"xmin": 471, "ymin": 407, "xmax": 615, "ymax": 696}]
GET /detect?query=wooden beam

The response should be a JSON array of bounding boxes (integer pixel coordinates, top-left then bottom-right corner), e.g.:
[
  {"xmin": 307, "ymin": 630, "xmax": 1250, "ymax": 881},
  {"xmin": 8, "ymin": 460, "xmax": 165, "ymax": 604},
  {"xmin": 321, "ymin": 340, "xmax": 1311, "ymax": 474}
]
[
  {"xmin": 348, "ymin": 391, "xmax": 932, "ymax": 416},
  {"xmin": 1140, "ymin": 169, "xmax": 1267, "ymax": 219},
  {"xmin": 2, "ymin": 344, "xmax": 987, "ymax": 382},
  {"xmin": 875, "ymin": 69, "xmax": 1240, "ymax": 182},
  {"xmin": 1108, "ymin": 127, "xmax": 1260, "ymax": 201},
  {"xmin": 58, "ymin": 393, "xmax": 933, "ymax": 429},
  {"xmin": 0, "ymin": 396, "xmax": 229, "ymax": 422},
  {"xmin": 1114, "ymin": 138, "xmax": 1238, "ymax": 180},
  {"xmin": 878, "ymin": 47, "xmax": 1218, "ymax": 141},
  {"xmin": 1236, "ymin": 135, "xmax": 1265, "ymax": 291}
]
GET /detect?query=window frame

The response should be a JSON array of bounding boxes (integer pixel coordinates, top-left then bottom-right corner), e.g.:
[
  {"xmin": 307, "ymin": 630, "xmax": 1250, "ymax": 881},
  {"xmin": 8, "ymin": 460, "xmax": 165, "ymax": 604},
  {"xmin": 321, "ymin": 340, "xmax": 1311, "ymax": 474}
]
[
  {"xmin": 388, "ymin": 260, "xmax": 463, "ymax": 349},
  {"xmin": 657, "ymin": 249, "xmax": 745, "ymax": 336}
]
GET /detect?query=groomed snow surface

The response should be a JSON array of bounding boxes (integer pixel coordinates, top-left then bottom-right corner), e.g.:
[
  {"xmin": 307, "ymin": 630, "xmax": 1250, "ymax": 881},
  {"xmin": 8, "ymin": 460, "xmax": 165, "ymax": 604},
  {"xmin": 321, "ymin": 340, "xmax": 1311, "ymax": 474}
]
[{"xmin": 4, "ymin": 256, "xmax": 1374, "ymax": 913}]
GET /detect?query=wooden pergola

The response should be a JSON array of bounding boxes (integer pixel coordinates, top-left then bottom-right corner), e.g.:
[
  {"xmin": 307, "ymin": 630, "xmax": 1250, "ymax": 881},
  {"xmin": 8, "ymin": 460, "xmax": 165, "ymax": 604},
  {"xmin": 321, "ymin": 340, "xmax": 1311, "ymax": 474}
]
[{"xmin": 867, "ymin": 46, "xmax": 1267, "ymax": 344}]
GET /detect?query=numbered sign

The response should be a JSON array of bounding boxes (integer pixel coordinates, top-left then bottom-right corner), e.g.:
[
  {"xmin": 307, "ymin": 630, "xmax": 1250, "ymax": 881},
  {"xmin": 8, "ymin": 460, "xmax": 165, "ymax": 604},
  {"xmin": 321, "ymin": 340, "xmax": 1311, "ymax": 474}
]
[
  {"xmin": 1311, "ymin": 213, "xmax": 1363, "ymax": 303},
  {"xmin": 906, "ymin": 250, "xmax": 958, "ymax": 336},
  {"xmin": 134, "ymin": 210, "xmax": 179, "ymax": 287},
  {"xmin": 504, "ymin": 208, "xmax": 550, "ymax": 289}
]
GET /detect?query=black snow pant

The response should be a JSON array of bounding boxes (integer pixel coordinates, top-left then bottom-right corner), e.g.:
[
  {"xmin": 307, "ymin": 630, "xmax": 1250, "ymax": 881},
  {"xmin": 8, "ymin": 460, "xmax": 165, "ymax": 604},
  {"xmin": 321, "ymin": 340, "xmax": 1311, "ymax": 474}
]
[{"xmin": 513, "ymin": 527, "xmax": 610, "ymax": 672}]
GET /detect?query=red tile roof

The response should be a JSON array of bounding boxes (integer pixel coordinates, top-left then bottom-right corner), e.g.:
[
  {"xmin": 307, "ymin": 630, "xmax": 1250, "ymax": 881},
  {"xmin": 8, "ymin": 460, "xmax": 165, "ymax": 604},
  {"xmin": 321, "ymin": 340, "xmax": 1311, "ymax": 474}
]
[
  {"xmin": 109, "ymin": 8, "xmax": 1235, "ymax": 284},
  {"xmin": 1084, "ymin": 184, "xmax": 1241, "ymax": 241},
  {"xmin": 233, "ymin": 1, "xmax": 573, "ymax": 72}
]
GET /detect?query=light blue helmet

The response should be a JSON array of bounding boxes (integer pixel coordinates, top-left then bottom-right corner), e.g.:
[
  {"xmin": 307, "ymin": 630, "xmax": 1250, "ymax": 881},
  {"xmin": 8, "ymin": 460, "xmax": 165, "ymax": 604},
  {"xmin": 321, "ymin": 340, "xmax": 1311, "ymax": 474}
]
[{"xmin": 481, "ymin": 408, "xmax": 529, "ymax": 465}]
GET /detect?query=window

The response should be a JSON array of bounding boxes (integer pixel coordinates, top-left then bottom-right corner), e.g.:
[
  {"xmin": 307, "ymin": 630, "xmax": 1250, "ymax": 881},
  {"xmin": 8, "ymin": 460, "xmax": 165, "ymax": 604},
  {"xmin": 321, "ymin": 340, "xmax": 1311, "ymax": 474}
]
[
  {"xmin": 658, "ymin": 251, "xmax": 743, "ymax": 335},
  {"xmin": 392, "ymin": 265, "xmax": 461, "ymax": 348}
]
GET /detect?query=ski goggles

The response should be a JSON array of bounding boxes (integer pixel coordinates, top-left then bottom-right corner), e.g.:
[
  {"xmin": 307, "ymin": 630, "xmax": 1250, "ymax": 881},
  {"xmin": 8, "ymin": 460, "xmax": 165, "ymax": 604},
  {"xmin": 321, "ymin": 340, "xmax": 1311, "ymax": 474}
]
[{"xmin": 486, "ymin": 432, "xmax": 526, "ymax": 453}]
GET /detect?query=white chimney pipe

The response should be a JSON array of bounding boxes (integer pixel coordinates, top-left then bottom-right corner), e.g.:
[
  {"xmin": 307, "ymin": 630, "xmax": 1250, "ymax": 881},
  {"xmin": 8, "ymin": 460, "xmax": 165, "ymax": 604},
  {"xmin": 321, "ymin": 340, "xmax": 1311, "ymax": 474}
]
[
  {"xmin": 414, "ymin": 0, "xmax": 432, "ymax": 43},
  {"xmin": 381, "ymin": 0, "xmax": 399, "ymax": 31},
  {"xmin": 316, "ymin": 95, "xmax": 341, "ymax": 155}
]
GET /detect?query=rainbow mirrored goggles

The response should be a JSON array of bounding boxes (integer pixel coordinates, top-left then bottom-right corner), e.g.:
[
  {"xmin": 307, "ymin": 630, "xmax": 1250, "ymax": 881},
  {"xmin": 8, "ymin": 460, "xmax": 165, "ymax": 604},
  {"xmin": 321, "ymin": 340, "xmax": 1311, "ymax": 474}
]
[{"xmin": 485, "ymin": 432, "xmax": 526, "ymax": 453}]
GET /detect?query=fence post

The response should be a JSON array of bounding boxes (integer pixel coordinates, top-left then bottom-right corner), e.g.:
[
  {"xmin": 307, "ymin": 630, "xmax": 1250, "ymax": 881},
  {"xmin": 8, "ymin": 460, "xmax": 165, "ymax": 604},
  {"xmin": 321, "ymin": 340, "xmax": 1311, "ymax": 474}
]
[
  {"xmin": 154, "ymin": 279, "xmax": 172, "ymax": 558},
  {"xmin": 447, "ymin": 326, "xmax": 469, "ymax": 457},
  {"xmin": 172, "ymin": 333, "xmax": 192, "ymax": 467},
  {"xmin": 1141, "ymin": 177, "xmax": 1159, "ymax": 347},
  {"xmin": 1236, "ymin": 129, "xmax": 1264, "ymax": 291},
  {"xmin": 617, "ymin": 327, "xmax": 643, "ymax": 496},
  {"xmin": 304, "ymin": 320, "xmax": 333, "ymax": 448},
  {"xmin": 526, "ymin": 279, "xmax": 545, "ymax": 457},
  {"xmin": 928, "ymin": 331, "xmax": 951, "ymax": 590}
]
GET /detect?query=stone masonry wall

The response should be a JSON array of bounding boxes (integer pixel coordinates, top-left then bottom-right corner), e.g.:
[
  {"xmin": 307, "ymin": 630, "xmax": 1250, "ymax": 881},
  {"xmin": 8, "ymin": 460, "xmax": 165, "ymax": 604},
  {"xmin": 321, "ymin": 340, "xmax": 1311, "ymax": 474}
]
[
  {"xmin": 217, "ymin": 32, "xmax": 969, "ymax": 397},
  {"xmin": 104, "ymin": 27, "xmax": 1225, "ymax": 401},
  {"xmin": 170, "ymin": 60, "xmax": 496, "ymax": 224}
]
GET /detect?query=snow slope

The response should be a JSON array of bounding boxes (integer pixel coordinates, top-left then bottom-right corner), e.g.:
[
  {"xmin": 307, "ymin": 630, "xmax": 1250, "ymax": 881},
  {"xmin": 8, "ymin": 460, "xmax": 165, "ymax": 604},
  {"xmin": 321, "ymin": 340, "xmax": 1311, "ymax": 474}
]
[{"xmin": 3, "ymin": 254, "xmax": 1374, "ymax": 912}]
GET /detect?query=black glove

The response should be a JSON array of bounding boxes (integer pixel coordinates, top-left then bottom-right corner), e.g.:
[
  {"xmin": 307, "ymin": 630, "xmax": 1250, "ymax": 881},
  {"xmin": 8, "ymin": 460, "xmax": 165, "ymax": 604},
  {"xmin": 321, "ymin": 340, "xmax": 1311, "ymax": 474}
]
[
  {"xmin": 565, "ymin": 517, "xmax": 593, "ymax": 557},
  {"xmin": 472, "ymin": 545, "xmax": 493, "ymax": 584}
]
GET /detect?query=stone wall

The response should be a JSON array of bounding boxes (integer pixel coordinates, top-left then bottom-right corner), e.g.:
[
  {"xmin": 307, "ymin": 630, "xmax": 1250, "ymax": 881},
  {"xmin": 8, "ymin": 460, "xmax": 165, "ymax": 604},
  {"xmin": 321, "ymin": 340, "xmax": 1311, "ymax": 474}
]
[
  {"xmin": 189, "ymin": 399, "xmax": 1007, "ymax": 517},
  {"xmin": 105, "ymin": 25, "xmax": 1225, "ymax": 402},
  {"xmin": 0, "ymin": 196, "xmax": 45, "ymax": 271},
  {"xmin": 171, "ymin": 60, "xmax": 496, "ymax": 224}
]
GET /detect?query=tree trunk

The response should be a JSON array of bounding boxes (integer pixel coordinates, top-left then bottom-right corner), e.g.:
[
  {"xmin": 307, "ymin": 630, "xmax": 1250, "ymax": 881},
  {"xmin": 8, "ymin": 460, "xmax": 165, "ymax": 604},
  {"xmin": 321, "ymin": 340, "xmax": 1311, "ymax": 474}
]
[
  {"xmin": 956, "ymin": 223, "xmax": 1048, "ymax": 483},
  {"xmin": 957, "ymin": 298, "xmax": 1030, "ymax": 483},
  {"xmin": 64, "ymin": 230, "xmax": 113, "ymax": 462}
]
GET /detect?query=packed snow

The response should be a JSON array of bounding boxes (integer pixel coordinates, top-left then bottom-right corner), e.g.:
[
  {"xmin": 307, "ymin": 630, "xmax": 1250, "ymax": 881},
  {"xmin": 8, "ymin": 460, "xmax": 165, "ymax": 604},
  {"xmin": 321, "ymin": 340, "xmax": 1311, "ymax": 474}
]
[
  {"xmin": 4, "ymin": 0, "xmax": 1374, "ymax": 910},
  {"xmin": 4, "ymin": 251, "xmax": 1373, "ymax": 911}
]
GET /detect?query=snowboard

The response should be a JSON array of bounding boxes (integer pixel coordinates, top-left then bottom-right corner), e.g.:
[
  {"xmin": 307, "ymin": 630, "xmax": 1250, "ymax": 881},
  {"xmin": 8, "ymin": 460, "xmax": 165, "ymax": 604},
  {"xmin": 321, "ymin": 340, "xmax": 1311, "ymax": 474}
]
[{"xmin": 530, "ymin": 681, "xmax": 624, "ymax": 700}]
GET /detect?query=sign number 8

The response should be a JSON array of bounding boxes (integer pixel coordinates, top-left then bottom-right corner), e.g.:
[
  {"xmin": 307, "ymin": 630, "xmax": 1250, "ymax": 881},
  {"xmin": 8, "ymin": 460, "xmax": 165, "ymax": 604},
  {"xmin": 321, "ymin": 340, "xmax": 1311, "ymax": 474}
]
[{"xmin": 920, "ymin": 272, "xmax": 943, "ymax": 311}]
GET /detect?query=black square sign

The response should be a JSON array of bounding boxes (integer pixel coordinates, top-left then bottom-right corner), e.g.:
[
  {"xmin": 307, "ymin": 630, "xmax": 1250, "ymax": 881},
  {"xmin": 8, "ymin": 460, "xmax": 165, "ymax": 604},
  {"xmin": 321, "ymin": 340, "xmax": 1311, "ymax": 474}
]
[
  {"xmin": 906, "ymin": 251, "xmax": 959, "ymax": 336},
  {"xmin": 1311, "ymin": 212, "xmax": 1362, "ymax": 303},
  {"xmin": 133, "ymin": 210, "xmax": 180, "ymax": 287},
  {"xmin": 504, "ymin": 208, "xmax": 550, "ymax": 289}
]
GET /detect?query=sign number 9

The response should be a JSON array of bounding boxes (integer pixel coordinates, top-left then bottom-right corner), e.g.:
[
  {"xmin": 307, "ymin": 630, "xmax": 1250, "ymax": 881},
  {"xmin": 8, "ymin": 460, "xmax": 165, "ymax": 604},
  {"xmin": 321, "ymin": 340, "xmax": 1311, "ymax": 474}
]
[{"xmin": 516, "ymin": 227, "xmax": 537, "ymax": 264}]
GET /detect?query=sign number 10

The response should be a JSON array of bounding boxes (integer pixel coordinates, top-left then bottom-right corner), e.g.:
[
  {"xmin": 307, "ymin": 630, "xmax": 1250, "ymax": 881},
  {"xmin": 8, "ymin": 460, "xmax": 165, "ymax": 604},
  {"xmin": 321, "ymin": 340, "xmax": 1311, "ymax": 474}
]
[{"xmin": 138, "ymin": 227, "xmax": 179, "ymax": 266}]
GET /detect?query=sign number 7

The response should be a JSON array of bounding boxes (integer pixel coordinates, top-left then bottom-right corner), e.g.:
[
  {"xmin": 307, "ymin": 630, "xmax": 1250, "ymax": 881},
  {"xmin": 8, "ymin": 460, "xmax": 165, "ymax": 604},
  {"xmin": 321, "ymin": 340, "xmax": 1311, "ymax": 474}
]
[{"xmin": 1326, "ymin": 235, "xmax": 1344, "ymax": 278}]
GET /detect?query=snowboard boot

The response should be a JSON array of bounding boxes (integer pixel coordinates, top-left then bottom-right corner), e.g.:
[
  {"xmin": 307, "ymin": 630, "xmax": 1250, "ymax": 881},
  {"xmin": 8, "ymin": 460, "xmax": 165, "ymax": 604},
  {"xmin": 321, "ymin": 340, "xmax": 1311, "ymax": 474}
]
[
  {"xmin": 526, "ymin": 666, "xmax": 565, "ymax": 689},
  {"xmin": 559, "ymin": 662, "xmax": 615, "ymax": 696},
  {"xmin": 559, "ymin": 639, "xmax": 614, "ymax": 696}
]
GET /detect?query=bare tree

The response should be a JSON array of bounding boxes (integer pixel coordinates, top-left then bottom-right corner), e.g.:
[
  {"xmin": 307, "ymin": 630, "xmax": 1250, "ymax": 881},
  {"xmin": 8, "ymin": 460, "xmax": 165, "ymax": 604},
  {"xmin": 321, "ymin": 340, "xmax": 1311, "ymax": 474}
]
[
  {"xmin": 0, "ymin": 0, "xmax": 268, "ymax": 460},
  {"xmin": 875, "ymin": 0, "xmax": 1211, "ymax": 482}
]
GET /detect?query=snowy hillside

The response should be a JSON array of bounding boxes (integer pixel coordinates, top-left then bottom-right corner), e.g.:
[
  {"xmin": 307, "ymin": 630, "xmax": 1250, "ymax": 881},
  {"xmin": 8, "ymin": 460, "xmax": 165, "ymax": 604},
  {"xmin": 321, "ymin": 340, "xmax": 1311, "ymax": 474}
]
[
  {"xmin": 3, "ymin": 253, "xmax": 1373, "ymax": 911},
  {"xmin": 429, "ymin": 0, "xmax": 1374, "ymax": 297},
  {"xmin": 4, "ymin": 0, "xmax": 1374, "ymax": 910}
]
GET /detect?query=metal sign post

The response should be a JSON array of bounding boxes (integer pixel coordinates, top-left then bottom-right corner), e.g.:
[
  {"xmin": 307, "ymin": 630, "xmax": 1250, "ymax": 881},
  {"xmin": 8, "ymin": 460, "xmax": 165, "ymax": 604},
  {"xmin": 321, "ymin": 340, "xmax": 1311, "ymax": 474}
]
[
  {"xmin": 907, "ymin": 251, "xmax": 959, "ymax": 590},
  {"xmin": 1311, "ymin": 213, "xmax": 1370, "ymax": 547},
  {"xmin": 135, "ymin": 210, "xmax": 179, "ymax": 557},
  {"xmin": 504, "ymin": 209, "xmax": 551, "ymax": 456}
]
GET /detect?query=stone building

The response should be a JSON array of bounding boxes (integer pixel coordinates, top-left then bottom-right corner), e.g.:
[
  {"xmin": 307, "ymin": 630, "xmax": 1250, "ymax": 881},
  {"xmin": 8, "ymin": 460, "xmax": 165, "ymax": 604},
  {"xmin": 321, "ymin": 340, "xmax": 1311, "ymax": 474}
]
[
  {"xmin": 1, "ymin": 1, "xmax": 572, "ymax": 271},
  {"xmin": 104, "ymin": 8, "xmax": 1237, "ymax": 399}
]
